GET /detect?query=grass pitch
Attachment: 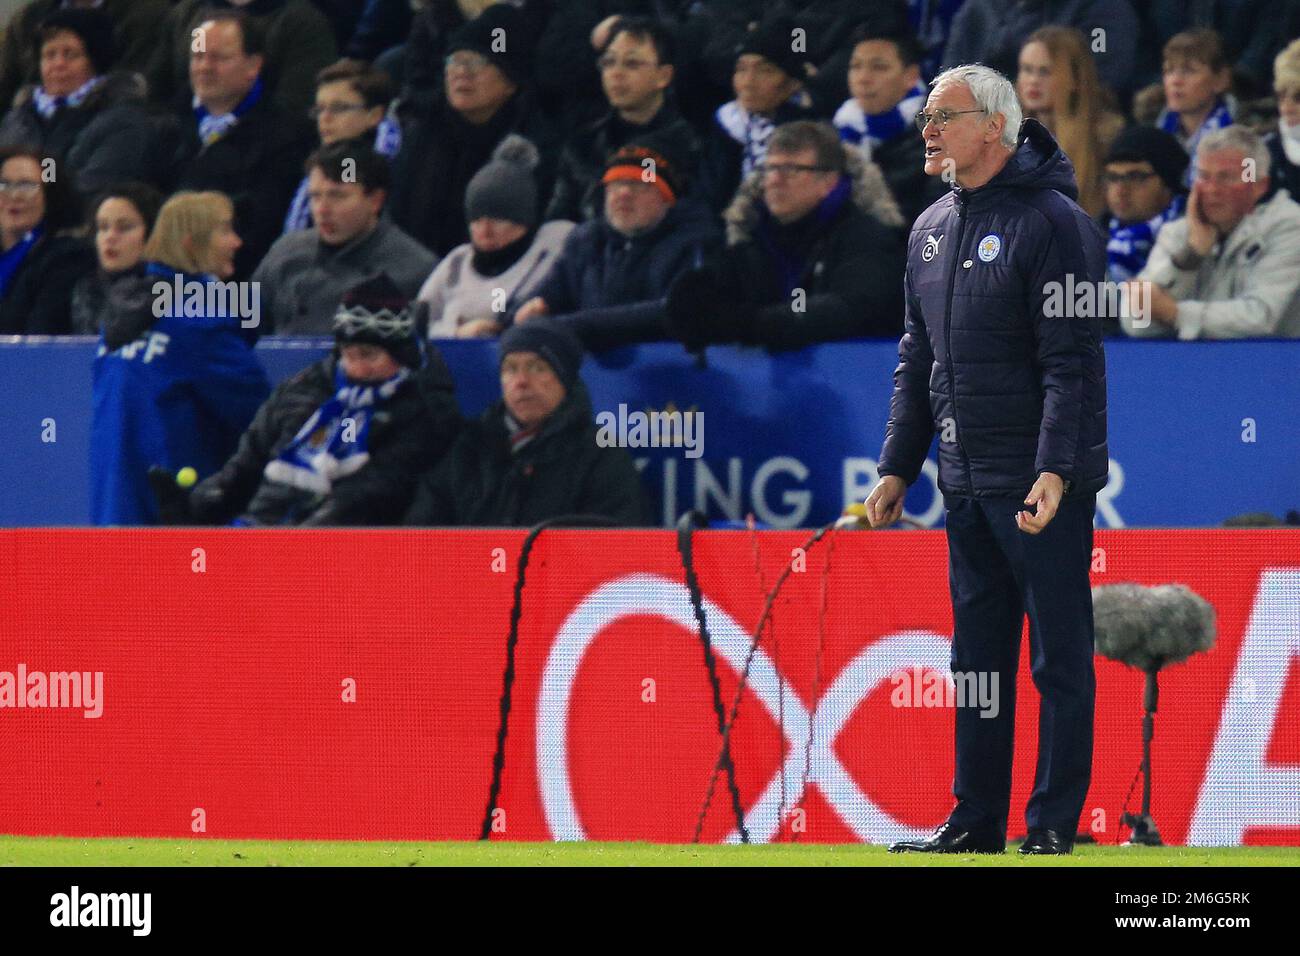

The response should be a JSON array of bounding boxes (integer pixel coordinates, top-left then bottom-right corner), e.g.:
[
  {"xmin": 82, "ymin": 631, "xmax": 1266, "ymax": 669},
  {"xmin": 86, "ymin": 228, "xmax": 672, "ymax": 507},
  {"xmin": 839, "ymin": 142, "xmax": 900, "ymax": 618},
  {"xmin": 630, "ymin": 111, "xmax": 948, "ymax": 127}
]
[{"xmin": 2, "ymin": 836, "xmax": 1296, "ymax": 867}]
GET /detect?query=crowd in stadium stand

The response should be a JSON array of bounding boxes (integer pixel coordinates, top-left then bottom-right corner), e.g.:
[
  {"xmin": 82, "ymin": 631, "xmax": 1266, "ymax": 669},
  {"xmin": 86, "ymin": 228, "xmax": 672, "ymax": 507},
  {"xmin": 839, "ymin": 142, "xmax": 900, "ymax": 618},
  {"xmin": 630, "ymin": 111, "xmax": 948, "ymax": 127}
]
[{"xmin": 1, "ymin": 1, "xmax": 1298, "ymax": 526}]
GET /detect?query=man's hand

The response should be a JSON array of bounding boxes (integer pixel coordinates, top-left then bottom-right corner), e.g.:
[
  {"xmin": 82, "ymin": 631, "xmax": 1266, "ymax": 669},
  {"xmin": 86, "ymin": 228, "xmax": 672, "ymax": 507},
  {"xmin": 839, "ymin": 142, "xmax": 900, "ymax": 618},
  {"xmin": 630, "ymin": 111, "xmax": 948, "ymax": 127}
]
[
  {"xmin": 591, "ymin": 15, "xmax": 622, "ymax": 50},
  {"xmin": 1017, "ymin": 472, "xmax": 1064, "ymax": 534},
  {"xmin": 1185, "ymin": 182, "xmax": 1219, "ymax": 257},
  {"xmin": 1124, "ymin": 280, "xmax": 1178, "ymax": 326},
  {"xmin": 514, "ymin": 297, "xmax": 549, "ymax": 324},
  {"xmin": 865, "ymin": 475, "xmax": 907, "ymax": 528}
]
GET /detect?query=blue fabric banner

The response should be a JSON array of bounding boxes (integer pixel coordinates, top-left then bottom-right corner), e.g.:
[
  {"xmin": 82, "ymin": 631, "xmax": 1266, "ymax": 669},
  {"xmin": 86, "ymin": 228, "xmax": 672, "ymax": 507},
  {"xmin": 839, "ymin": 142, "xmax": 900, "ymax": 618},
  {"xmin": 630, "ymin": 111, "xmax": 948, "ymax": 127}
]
[{"xmin": 1, "ymin": 337, "xmax": 1295, "ymax": 527}]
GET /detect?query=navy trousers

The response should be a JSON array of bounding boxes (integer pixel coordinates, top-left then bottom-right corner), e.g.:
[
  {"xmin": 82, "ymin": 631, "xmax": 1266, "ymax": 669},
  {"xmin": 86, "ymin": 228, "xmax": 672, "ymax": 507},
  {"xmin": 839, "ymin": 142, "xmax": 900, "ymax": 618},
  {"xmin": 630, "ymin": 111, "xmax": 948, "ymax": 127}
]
[{"xmin": 943, "ymin": 491, "xmax": 1097, "ymax": 838}]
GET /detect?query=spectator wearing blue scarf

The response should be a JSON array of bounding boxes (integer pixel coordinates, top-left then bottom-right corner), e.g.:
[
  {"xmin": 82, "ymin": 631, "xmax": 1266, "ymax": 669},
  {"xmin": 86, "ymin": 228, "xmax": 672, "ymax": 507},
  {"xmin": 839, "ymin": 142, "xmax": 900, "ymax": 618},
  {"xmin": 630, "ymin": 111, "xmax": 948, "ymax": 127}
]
[
  {"xmin": 1157, "ymin": 29, "xmax": 1236, "ymax": 187},
  {"xmin": 90, "ymin": 191, "xmax": 270, "ymax": 524},
  {"xmin": 834, "ymin": 26, "xmax": 949, "ymax": 226},
  {"xmin": 0, "ymin": 146, "xmax": 94, "ymax": 334},
  {"xmin": 169, "ymin": 11, "xmax": 314, "ymax": 279},
  {"xmin": 1103, "ymin": 126, "xmax": 1190, "ymax": 290}
]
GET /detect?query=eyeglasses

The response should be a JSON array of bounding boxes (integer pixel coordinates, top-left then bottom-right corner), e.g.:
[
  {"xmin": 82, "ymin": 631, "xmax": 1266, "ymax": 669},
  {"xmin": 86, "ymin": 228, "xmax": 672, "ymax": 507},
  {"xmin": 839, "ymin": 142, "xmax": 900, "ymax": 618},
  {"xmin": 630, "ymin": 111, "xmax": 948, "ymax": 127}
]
[
  {"xmin": 757, "ymin": 162, "xmax": 832, "ymax": 178},
  {"xmin": 0, "ymin": 181, "xmax": 40, "ymax": 196},
  {"xmin": 914, "ymin": 108, "xmax": 985, "ymax": 132},
  {"xmin": 309, "ymin": 103, "xmax": 370, "ymax": 119},
  {"xmin": 1103, "ymin": 170, "xmax": 1159, "ymax": 186},
  {"xmin": 445, "ymin": 52, "xmax": 491, "ymax": 75},
  {"xmin": 597, "ymin": 55, "xmax": 655, "ymax": 72},
  {"xmin": 1195, "ymin": 168, "xmax": 1249, "ymax": 187}
]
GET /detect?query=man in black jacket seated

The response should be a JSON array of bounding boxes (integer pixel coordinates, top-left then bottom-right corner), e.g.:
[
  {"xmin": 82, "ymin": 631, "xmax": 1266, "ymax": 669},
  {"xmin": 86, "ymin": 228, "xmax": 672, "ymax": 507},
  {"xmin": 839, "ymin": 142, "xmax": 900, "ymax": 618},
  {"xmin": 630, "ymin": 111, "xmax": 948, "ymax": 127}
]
[
  {"xmin": 169, "ymin": 10, "xmax": 314, "ymax": 280},
  {"xmin": 545, "ymin": 16, "xmax": 700, "ymax": 225},
  {"xmin": 666, "ymin": 120, "xmax": 906, "ymax": 351},
  {"xmin": 404, "ymin": 317, "xmax": 646, "ymax": 527},
  {"xmin": 154, "ymin": 274, "xmax": 461, "ymax": 526},
  {"xmin": 513, "ymin": 133, "xmax": 719, "ymax": 351}
]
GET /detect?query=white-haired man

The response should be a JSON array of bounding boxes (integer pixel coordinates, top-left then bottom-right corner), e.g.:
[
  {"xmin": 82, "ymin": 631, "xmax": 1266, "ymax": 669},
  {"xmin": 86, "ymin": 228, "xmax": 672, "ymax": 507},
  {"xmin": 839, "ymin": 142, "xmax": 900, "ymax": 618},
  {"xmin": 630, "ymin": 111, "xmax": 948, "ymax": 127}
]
[
  {"xmin": 1123, "ymin": 125, "xmax": 1300, "ymax": 339},
  {"xmin": 866, "ymin": 65, "xmax": 1108, "ymax": 856}
]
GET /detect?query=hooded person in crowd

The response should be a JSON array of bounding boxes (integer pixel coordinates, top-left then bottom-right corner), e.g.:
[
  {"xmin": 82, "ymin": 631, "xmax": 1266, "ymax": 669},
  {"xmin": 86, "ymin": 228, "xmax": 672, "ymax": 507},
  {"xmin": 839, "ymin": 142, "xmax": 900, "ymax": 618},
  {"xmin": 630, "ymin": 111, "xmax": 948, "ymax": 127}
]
[
  {"xmin": 254, "ymin": 141, "xmax": 435, "ymax": 334},
  {"xmin": 389, "ymin": 3, "xmax": 560, "ymax": 256},
  {"xmin": 91, "ymin": 191, "xmax": 271, "ymax": 525},
  {"xmin": 0, "ymin": 8, "xmax": 171, "ymax": 196},
  {"xmin": 404, "ymin": 316, "xmax": 646, "ymax": 526},
  {"xmin": 512, "ymin": 132, "xmax": 719, "ymax": 351},
  {"xmin": 666, "ymin": 120, "xmax": 905, "ymax": 350},
  {"xmin": 697, "ymin": 14, "xmax": 820, "ymax": 214},
  {"xmin": 156, "ymin": 274, "xmax": 461, "ymax": 526},
  {"xmin": 420, "ymin": 135, "xmax": 573, "ymax": 339}
]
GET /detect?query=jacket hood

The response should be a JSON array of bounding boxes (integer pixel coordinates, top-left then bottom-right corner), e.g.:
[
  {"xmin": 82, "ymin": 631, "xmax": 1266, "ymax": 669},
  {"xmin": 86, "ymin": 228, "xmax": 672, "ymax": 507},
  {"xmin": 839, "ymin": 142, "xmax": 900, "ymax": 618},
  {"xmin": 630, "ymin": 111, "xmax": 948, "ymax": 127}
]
[
  {"xmin": 724, "ymin": 142, "xmax": 905, "ymax": 244},
  {"xmin": 973, "ymin": 117, "xmax": 1080, "ymax": 202}
]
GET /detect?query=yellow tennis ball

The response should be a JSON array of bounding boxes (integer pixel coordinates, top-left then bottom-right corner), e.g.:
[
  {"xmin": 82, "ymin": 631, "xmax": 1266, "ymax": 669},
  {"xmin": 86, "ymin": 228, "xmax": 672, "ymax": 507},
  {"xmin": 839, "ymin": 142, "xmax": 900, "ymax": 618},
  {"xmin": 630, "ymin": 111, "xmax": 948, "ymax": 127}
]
[
  {"xmin": 845, "ymin": 502, "xmax": 868, "ymax": 518},
  {"xmin": 176, "ymin": 467, "xmax": 198, "ymax": 488}
]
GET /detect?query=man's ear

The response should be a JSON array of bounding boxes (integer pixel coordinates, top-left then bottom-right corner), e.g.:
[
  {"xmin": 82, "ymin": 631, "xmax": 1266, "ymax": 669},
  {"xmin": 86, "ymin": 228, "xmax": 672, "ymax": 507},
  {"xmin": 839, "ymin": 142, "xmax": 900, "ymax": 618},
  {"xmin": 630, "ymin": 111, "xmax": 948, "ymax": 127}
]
[
  {"xmin": 903, "ymin": 63, "xmax": 921, "ymax": 90},
  {"xmin": 656, "ymin": 63, "xmax": 674, "ymax": 93},
  {"xmin": 368, "ymin": 188, "xmax": 386, "ymax": 216},
  {"xmin": 987, "ymin": 111, "xmax": 1005, "ymax": 144}
]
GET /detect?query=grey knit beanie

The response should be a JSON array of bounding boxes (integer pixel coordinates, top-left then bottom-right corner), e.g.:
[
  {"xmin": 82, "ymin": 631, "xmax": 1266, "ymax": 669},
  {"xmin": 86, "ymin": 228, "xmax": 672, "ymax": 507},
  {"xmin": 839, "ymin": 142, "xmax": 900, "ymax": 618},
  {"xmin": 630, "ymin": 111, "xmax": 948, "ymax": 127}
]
[{"xmin": 465, "ymin": 134, "xmax": 540, "ymax": 228}]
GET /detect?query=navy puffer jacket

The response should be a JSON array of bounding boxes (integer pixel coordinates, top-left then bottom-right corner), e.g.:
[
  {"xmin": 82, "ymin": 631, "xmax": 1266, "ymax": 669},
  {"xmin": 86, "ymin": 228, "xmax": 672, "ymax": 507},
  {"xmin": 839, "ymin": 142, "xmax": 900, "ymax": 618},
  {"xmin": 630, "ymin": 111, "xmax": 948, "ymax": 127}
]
[{"xmin": 877, "ymin": 119, "xmax": 1108, "ymax": 499}]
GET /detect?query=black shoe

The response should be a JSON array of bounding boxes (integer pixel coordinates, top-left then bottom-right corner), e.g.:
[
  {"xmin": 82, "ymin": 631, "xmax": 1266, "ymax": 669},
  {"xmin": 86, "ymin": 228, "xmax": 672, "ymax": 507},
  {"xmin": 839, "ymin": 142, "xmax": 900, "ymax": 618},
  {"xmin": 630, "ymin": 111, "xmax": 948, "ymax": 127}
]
[
  {"xmin": 889, "ymin": 820, "xmax": 1005, "ymax": 854},
  {"xmin": 1019, "ymin": 828, "xmax": 1073, "ymax": 855}
]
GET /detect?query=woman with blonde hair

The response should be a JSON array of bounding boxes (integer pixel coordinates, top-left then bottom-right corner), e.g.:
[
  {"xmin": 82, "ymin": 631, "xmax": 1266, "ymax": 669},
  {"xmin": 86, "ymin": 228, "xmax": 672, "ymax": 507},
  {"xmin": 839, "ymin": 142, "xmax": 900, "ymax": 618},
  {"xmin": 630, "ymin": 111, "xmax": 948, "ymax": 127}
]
[
  {"xmin": 1266, "ymin": 39, "xmax": 1300, "ymax": 200},
  {"xmin": 1016, "ymin": 26, "xmax": 1124, "ymax": 217},
  {"xmin": 91, "ymin": 190, "xmax": 270, "ymax": 524}
]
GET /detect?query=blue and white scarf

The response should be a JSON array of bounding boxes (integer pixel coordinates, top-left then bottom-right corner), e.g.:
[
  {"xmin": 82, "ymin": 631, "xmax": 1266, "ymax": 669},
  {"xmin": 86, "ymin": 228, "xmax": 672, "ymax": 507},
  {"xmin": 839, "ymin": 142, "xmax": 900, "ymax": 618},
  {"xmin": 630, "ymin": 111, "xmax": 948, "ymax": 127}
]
[
  {"xmin": 282, "ymin": 112, "xmax": 404, "ymax": 234},
  {"xmin": 0, "ymin": 224, "xmax": 42, "ymax": 298},
  {"xmin": 1106, "ymin": 193, "xmax": 1187, "ymax": 282},
  {"xmin": 715, "ymin": 89, "xmax": 814, "ymax": 177},
  {"xmin": 194, "ymin": 76, "xmax": 264, "ymax": 147},
  {"xmin": 1158, "ymin": 97, "xmax": 1233, "ymax": 186},
  {"xmin": 33, "ymin": 74, "xmax": 106, "ymax": 119},
  {"xmin": 833, "ymin": 82, "xmax": 927, "ymax": 157},
  {"xmin": 262, "ymin": 362, "xmax": 409, "ymax": 495}
]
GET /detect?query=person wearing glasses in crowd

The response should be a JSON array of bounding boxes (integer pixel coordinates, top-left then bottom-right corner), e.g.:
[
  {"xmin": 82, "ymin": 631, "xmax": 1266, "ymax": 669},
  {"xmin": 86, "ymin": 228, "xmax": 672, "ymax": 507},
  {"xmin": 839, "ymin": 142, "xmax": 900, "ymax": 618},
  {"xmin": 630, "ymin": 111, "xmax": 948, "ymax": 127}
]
[
  {"xmin": 1101, "ymin": 126, "xmax": 1189, "ymax": 290},
  {"xmin": 545, "ymin": 16, "xmax": 699, "ymax": 225},
  {"xmin": 1123, "ymin": 125, "xmax": 1300, "ymax": 339},
  {"xmin": 389, "ymin": 4, "xmax": 560, "ymax": 257},
  {"xmin": 666, "ymin": 120, "xmax": 904, "ymax": 350},
  {"xmin": 0, "ymin": 145, "xmax": 95, "ymax": 334},
  {"xmin": 282, "ymin": 60, "xmax": 401, "ymax": 234}
]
